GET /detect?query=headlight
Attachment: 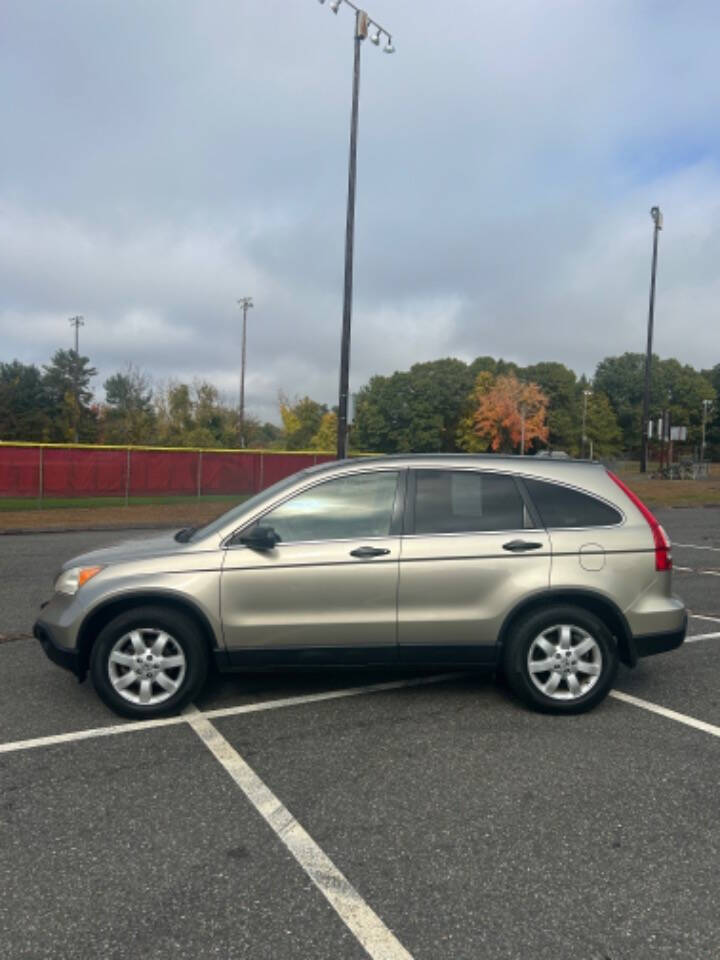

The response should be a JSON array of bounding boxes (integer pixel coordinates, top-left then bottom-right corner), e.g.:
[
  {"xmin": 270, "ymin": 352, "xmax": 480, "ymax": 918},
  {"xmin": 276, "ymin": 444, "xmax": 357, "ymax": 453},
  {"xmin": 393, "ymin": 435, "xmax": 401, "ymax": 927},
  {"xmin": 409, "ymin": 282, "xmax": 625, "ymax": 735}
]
[{"xmin": 55, "ymin": 566, "xmax": 103, "ymax": 596}]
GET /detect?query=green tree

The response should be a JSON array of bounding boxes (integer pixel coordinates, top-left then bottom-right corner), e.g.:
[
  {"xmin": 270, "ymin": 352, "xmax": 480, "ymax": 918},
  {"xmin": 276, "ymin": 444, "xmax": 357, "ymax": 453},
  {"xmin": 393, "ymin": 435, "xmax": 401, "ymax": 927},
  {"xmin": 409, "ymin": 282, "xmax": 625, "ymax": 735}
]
[
  {"xmin": 102, "ymin": 366, "xmax": 154, "ymax": 444},
  {"xmin": 353, "ymin": 358, "xmax": 473, "ymax": 453},
  {"xmin": 280, "ymin": 395, "xmax": 328, "ymax": 450},
  {"xmin": 309, "ymin": 411, "xmax": 337, "ymax": 451},
  {"xmin": 456, "ymin": 371, "xmax": 495, "ymax": 452},
  {"xmin": 584, "ymin": 391, "xmax": 623, "ymax": 457},
  {"xmin": 701, "ymin": 364, "xmax": 720, "ymax": 457},
  {"xmin": 593, "ymin": 352, "xmax": 649, "ymax": 450},
  {"xmin": 523, "ymin": 361, "xmax": 578, "ymax": 451},
  {"xmin": 655, "ymin": 359, "xmax": 715, "ymax": 448},
  {"xmin": 42, "ymin": 349, "xmax": 98, "ymax": 442},
  {"xmin": 0, "ymin": 361, "xmax": 53, "ymax": 441},
  {"xmin": 243, "ymin": 417, "xmax": 285, "ymax": 449}
]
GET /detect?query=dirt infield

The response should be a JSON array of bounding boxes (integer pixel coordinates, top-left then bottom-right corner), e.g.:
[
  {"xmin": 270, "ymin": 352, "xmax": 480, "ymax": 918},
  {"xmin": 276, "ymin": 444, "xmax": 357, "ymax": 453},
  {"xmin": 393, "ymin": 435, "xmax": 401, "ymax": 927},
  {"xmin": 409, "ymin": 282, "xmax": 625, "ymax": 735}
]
[{"xmin": 0, "ymin": 499, "xmax": 233, "ymax": 533}]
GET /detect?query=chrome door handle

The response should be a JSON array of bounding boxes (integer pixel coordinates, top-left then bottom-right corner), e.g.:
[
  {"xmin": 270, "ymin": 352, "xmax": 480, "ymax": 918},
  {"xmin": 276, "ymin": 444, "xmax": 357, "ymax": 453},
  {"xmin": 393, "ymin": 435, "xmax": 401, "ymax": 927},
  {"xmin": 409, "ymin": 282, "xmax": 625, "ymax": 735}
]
[
  {"xmin": 503, "ymin": 540, "xmax": 543, "ymax": 552},
  {"xmin": 350, "ymin": 546, "xmax": 391, "ymax": 558}
]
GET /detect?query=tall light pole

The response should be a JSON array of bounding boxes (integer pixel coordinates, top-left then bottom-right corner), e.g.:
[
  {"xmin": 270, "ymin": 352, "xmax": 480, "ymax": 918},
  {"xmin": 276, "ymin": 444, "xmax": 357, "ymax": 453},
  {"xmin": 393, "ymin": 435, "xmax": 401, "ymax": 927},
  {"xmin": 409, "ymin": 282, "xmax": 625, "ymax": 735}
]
[
  {"xmin": 640, "ymin": 206, "xmax": 663, "ymax": 473},
  {"xmin": 581, "ymin": 389, "xmax": 593, "ymax": 458},
  {"xmin": 318, "ymin": 0, "xmax": 395, "ymax": 460},
  {"xmin": 68, "ymin": 316, "xmax": 85, "ymax": 443},
  {"xmin": 701, "ymin": 398, "xmax": 713, "ymax": 463},
  {"xmin": 237, "ymin": 297, "xmax": 253, "ymax": 447},
  {"xmin": 69, "ymin": 315, "xmax": 84, "ymax": 354}
]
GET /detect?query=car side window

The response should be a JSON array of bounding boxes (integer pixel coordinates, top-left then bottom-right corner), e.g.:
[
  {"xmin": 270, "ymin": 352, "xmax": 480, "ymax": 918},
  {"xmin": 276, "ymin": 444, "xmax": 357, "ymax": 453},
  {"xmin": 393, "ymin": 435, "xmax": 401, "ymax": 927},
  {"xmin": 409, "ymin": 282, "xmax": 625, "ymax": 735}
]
[
  {"xmin": 255, "ymin": 471, "xmax": 400, "ymax": 543},
  {"xmin": 524, "ymin": 478, "xmax": 622, "ymax": 528},
  {"xmin": 413, "ymin": 470, "xmax": 526, "ymax": 534}
]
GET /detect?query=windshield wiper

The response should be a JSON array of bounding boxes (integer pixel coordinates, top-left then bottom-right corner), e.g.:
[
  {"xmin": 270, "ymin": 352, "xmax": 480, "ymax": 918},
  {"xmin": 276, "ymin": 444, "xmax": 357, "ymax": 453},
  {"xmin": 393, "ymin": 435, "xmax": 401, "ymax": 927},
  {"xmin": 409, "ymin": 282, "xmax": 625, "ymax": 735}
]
[{"xmin": 174, "ymin": 527, "xmax": 196, "ymax": 543}]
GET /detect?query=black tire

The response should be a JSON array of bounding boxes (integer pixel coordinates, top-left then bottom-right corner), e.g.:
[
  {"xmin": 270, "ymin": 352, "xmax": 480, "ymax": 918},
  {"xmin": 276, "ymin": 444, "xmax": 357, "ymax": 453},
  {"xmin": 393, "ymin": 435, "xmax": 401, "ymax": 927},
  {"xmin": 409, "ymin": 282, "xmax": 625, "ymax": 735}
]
[
  {"xmin": 502, "ymin": 604, "xmax": 618, "ymax": 714},
  {"xmin": 90, "ymin": 605, "xmax": 209, "ymax": 719}
]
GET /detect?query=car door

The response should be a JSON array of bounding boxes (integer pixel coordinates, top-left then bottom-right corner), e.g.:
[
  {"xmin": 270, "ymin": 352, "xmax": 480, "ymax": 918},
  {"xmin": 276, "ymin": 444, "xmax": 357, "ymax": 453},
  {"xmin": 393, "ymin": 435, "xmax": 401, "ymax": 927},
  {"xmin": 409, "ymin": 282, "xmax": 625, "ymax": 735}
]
[
  {"xmin": 220, "ymin": 468, "xmax": 403, "ymax": 664},
  {"xmin": 398, "ymin": 468, "xmax": 551, "ymax": 662}
]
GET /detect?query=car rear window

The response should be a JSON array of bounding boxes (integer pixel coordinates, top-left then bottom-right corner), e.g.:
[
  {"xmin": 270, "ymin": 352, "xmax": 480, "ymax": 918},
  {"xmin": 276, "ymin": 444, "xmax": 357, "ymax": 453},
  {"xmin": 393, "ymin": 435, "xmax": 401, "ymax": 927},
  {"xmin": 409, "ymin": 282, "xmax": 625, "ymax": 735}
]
[
  {"xmin": 413, "ymin": 470, "xmax": 526, "ymax": 534},
  {"xmin": 524, "ymin": 478, "xmax": 622, "ymax": 528}
]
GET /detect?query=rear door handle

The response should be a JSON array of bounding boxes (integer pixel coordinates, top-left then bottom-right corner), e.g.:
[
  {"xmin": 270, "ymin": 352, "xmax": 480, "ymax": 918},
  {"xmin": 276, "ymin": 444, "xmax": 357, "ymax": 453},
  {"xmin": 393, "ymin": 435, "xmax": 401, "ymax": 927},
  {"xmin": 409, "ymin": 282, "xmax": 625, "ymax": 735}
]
[
  {"xmin": 350, "ymin": 546, "xmax": 391, "ymax": 558},
  {"xmin": 503, "ymin": 539, "xmax": 543, "ymax": 552}
]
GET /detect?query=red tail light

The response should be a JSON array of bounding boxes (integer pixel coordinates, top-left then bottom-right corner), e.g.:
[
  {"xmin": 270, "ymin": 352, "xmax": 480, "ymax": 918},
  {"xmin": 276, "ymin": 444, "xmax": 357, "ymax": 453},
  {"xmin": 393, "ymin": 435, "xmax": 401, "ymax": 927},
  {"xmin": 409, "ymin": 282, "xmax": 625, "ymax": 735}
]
[{"xmin": 607, "ymin": 470, "xmax": 672, "ymax": 571}]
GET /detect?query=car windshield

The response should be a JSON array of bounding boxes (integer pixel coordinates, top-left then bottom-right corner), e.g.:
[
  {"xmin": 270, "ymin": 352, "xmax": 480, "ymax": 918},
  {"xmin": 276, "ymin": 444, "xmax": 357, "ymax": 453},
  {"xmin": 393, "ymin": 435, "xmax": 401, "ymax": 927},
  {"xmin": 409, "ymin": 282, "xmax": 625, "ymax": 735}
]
[{"xmin": 187, "ymin": 470, "xmax": 311, "ymax": 542}]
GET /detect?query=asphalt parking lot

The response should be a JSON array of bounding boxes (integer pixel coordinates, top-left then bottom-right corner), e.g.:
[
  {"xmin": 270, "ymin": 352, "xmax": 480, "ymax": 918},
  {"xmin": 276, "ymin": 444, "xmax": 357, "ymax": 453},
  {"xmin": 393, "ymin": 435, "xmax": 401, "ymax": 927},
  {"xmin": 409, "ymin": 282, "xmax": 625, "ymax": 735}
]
[{"xmin": 1, "ymin": 509, "xmax": 719, "ymax": 960}]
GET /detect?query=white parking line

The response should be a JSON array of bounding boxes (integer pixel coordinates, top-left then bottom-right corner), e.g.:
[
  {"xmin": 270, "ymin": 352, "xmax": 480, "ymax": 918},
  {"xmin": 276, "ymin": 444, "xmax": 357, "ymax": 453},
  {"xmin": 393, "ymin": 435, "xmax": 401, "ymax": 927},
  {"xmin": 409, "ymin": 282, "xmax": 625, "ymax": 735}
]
[
  {"xmin": 685, "ymin": 632, "xmax": 720, "ymax": 643},
  {"xmin": 0, "ymin": 673, "xmax": 462, "ymax": 756},
  {"xmin": 690, "ymin": 613, "xmax": 720, "ymax": 624},
  {"xmin": 674, "ymin": 542, "xmax": 720, "ymax": 552},
  {"xmin": 672, "ymin": 565, "xmax": 720, "ymax": 576},
  {"xmin": 610, "ymin": 690, "xmax": 720, "ymax": 738},
  {"xmin": 188, "ymin": 710, "xmax": 414, "ymax": 960}
]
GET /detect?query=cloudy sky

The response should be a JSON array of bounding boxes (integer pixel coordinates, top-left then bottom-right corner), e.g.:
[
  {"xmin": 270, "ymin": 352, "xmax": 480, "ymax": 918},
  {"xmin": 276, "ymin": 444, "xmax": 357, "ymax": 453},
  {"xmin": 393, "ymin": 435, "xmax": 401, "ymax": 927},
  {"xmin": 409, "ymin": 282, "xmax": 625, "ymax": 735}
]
[{"xmin": 2, "ymin": 0, "xmax": 719, "ymax": 422}]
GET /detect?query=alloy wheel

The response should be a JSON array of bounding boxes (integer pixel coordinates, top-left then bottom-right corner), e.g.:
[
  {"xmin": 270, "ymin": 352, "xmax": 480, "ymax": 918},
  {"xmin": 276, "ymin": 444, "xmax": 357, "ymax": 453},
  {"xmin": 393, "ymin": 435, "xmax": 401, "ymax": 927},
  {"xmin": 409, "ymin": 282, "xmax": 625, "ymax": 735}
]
[
  {"xmin": 107, "ymin": 628, "xmax": 187, "ymax": 706},
  {"xmin": 526, "ymin": 624, "xmax": 603, "ymax": 701}
]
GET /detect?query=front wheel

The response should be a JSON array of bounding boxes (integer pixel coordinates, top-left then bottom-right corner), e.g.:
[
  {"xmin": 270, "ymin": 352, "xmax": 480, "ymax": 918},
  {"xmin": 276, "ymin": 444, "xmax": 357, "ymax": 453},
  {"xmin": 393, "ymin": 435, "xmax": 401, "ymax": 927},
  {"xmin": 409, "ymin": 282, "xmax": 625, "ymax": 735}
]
[
  {"xmin": 502, "ymin": 605, "xmax": 618, "ymax": 714},
  {"xmin": 90, "ymin": 605, "xmax": 208, "ymax": 719}
]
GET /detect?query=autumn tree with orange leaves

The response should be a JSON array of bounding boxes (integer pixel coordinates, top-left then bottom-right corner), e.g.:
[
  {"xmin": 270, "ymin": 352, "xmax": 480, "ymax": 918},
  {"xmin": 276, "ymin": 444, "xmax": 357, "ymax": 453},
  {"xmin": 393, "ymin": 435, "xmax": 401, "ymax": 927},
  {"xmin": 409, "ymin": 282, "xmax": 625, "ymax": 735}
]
[{"xmin": 457, "ymin": 373, "xmax": 549, "ymax": 453}]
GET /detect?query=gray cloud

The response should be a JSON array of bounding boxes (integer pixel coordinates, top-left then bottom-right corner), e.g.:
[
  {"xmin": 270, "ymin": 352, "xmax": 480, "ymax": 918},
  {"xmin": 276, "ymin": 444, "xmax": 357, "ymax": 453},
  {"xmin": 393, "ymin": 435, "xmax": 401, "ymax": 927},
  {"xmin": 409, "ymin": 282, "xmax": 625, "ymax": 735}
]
[{"xmin": 1, "ymin": 0, "xmax": 719, "ymax": 424}]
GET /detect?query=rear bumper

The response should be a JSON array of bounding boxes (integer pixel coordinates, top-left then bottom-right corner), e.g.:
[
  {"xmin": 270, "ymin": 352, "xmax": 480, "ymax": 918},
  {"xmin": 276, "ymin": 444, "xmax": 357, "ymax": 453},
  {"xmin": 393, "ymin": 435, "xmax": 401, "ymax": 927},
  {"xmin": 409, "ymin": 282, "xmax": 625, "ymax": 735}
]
[
  {"xmin": 34, "ymin": 620, "xmax": 83, "ymax": 678},
  {"xmin": 633, "ymin": 613, "xmax": 687, "ymax": 659}
]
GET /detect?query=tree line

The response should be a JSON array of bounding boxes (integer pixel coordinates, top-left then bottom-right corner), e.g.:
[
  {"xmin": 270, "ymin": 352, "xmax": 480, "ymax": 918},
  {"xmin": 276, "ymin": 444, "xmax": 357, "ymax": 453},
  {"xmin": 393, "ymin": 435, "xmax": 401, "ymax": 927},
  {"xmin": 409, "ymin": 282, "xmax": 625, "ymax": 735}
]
[{"xmin": 0, "ymin": 348, "xmax": 718, "ymax": 456}]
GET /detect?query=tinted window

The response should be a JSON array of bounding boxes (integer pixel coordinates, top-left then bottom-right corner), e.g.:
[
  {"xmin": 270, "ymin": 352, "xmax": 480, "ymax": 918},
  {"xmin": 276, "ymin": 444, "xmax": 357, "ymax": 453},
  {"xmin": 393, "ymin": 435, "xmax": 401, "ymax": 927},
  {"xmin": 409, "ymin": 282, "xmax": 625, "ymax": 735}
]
[
  {"xmin": 257, "ymin": 471, "xmax": 399, "ymax": 543},
  {"xmin": 524, "ymin": 478, "xmax": 622, "ymax": 528},
  {"xmin": 413, "ymin": 470, "xmax": 525, "ymax": 534}
]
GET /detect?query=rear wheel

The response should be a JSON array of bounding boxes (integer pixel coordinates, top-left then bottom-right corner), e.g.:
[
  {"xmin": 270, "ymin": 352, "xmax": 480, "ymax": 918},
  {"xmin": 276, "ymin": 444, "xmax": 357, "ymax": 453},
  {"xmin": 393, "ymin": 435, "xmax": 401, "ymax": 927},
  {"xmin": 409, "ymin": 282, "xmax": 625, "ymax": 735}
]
[
  {"xmin": 502, "ymin": 605, "xmax": 618, "ymax": 713},
  {"xmin": 90, "ymin": 605, "xmax": 208, "ymax": 719}
]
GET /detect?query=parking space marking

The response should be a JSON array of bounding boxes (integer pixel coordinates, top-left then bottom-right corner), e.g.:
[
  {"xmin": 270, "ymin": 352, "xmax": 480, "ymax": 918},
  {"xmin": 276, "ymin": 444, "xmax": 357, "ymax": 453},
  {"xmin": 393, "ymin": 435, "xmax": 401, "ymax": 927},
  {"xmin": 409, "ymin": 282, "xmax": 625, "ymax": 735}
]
[
  {"xmin": 0, "ymin": 673, "xmax": 462, "ymax": 756},
  {"xmin": 610, "ymin": 691, "xmax": 720, "ymax": 738},
  {"xmin": 674, "ymin": 542, "xmax": 720, "ymax": 552},
  {"xmin": 672, "ymin": 565, "xmax": 720, "ymax": 576},
  {"xmin": 690, "ymin": 614, "xmax": 720, "ymax": 624},
  {"xmin": 685, "ymin": 631, "xmax": 720, "ymax": 643},
  {"xmin": 187, "ymin": 709, "xmax": 414, "ymax": 960}
]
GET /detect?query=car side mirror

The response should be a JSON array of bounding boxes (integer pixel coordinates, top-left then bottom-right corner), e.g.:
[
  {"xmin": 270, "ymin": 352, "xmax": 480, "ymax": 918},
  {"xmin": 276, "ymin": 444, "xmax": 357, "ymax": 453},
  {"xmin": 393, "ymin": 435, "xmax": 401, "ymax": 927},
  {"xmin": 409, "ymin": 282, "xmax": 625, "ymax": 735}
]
[{"xmin": 239, "ymin": 525, "xmax": 280, "ymax": 551}]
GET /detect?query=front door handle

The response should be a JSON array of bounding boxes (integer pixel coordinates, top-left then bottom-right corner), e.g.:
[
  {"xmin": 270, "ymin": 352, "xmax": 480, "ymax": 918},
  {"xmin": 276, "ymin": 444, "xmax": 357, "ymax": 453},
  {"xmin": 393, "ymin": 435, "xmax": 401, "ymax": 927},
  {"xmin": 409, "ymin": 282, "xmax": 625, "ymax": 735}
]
[
  {"xmin": 503, "ymin": 539, "xmax": 543, "ymax": 552},
  {"xmin": 350, "ymin": 546, "xmax": 391, "ymax": 558}
]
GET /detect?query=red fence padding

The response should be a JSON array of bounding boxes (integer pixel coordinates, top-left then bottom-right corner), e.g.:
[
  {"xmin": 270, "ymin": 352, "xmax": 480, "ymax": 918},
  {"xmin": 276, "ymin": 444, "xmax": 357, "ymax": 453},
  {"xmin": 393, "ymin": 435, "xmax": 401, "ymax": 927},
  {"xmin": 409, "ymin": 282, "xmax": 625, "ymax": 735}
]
[
  {"xmin": 129, "ymin": 450, "xmax": 198, "ymax": 496},
  {"xmin": 0, "ymin": 446, "xmax": 41, "ymax": 497},
  {"xmin": 43, "ymin": 447, "xmax": 127, "ymax": 497},
  {"xmin": 200, "ymin": 452, "xmax": 259, "ymax": 495},
  {"xmin": 0, "ymin": 446, "xmax": 337, "ymax": 499}
]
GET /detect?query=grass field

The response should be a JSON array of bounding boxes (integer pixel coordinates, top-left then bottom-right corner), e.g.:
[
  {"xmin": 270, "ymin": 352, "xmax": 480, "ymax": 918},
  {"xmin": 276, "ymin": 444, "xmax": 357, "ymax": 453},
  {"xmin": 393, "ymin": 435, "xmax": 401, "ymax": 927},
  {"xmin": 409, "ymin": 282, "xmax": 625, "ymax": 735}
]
[{"xmin": 0, "ymin": 463, "xmax": 718, "ymax": 531}]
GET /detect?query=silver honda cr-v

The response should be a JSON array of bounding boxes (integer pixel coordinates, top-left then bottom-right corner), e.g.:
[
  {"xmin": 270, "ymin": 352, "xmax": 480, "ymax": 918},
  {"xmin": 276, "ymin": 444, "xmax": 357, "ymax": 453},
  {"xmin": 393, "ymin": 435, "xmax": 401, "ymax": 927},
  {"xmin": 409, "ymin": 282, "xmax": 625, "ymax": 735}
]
[{"xmin": 35, "ymin": 455, "xmax": 686, "ymax": 718}]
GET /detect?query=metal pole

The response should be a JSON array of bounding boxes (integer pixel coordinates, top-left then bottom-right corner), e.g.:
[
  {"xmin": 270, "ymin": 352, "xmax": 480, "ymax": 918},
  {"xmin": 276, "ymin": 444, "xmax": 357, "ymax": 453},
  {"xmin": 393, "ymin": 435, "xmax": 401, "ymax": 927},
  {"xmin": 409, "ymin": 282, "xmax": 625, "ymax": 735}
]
[
  {"xmin": 701, "ymin": 400, "xmax": 710, "ymax": 462},
  {"xmin": 581, "ymin": 389, "xmax": 592, "ymax": 458},
  {"xmin": 336, "ymin": 11, "xmax": 365, "ymax": 461},
  {"xmin": 237, "ymin": 297, "xmax": 253, "ymax": 447},
  {"xmin": 520, "ymin": 403, "xmax": 526, "ymax": 455},
  {"xmin": 640, "ymin": 207, "xmax": 662, "ymax": 473},
  {"xmin": 38, "ymin": 446, "xmax": 44, "ymax": 508}
]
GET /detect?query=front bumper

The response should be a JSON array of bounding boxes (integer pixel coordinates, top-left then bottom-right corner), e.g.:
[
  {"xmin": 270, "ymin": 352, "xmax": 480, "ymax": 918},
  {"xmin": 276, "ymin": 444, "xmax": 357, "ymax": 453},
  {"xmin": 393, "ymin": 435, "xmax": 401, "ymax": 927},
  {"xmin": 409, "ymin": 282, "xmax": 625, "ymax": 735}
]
[
  {"xmin": 633, "ymin": 612, "xmax": 687, "ymax": 659},
  {"xmin": 34, "ymin": 620, "xmax": 84, "ymax": 679}
]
